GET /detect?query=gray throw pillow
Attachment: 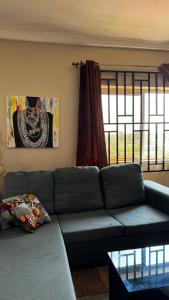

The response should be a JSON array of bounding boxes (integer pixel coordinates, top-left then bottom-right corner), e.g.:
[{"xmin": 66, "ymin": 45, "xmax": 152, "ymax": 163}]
[{"xmin": 0, "ymin": 197, "xmax": 18, "ymax": 230}]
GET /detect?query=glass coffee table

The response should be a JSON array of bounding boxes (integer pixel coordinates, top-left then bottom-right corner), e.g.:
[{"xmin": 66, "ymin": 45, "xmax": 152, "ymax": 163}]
[{"xmin": 108, "ymin": 244, "xmax": 169, "ymax": 300}]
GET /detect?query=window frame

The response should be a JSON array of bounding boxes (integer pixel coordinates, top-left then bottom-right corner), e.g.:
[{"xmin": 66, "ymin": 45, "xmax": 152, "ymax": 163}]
[{"xmin": 101, "ymin": 70, "xmax": 169, "ymax": 172}]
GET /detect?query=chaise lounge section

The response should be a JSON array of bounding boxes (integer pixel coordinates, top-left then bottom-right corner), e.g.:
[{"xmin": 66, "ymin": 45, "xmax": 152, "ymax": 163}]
[
  {"xmin": 0, "ymin": 215, "xmax": 76, "ymax": 300},
  {"xmin": 1, "ymin": 171, "xmax": 76, "ymax": 300}
]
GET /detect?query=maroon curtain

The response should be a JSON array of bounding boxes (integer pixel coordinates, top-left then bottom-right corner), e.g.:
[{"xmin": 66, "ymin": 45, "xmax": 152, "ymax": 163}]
[
  {"xmin": 159, "ymin": 63, "xmax": 169, "ymax": 81},
  {"xmin": 76, "ymin": 60, "xmax": 107, "ymax": 169}
]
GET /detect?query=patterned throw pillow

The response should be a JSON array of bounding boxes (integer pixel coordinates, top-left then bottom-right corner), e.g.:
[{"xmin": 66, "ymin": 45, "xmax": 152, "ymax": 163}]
[
  {"xmin": 6, "ymin": 193, "xmax": 51, "ymax": 233},
  {"xmin": 0, "ymin": 197, "xmax": 19, "ymax": 230}
]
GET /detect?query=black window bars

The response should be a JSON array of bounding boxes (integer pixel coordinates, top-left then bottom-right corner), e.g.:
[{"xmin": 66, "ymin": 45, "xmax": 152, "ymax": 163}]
[{"xmin": 101, "ymin": 70, "xmax": 169, "ymax": 172}]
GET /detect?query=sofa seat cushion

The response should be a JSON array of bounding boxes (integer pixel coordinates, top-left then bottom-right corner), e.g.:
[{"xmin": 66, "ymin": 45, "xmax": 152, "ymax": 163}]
[
  {"xmin": 54, "ymin": 166, "xmax": 104, "ymax": 214},
  {"xmin": 3, "ymin": 171, "xmax": 54, "ymax": 214},
  {"xmin": 58, "ymin": 209, "xmax": 123, "ymax": 244},
  {"xmin": 0, "ymin": 216, "xmax": 76, "ymax": 300},
  {"xmin": 107, "ymin": 204, "xmax": 169, "ymax": 235},
  {"xmin": 100, "ymin": 163, "xmax": 146, "ymax": 209}
]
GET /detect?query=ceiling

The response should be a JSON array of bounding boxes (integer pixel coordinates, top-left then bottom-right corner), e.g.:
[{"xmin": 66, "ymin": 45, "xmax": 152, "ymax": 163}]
[{"xmin": 0, "ymin": 0, "xmax": 169, "ymax": 50}]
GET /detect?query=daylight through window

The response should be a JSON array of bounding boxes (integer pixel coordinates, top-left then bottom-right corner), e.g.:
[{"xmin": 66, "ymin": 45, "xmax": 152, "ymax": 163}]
[{"xmin": 101, "ymin": 71, "xmax": 169, "ymax": 171}]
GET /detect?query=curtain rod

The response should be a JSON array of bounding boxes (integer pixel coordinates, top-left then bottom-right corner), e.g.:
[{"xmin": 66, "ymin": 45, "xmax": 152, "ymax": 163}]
[
  {"xmin": 72, "ymin": 61, "xmax": 159, "ymax": 69},
  {"xmin": 72, "ymin": 61, "xmax": 84, "ymax": 68}
]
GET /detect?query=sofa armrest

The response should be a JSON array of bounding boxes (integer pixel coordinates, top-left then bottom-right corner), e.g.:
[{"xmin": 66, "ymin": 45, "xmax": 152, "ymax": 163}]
[{"xmin": 144, "ymin": 180, "xmax": 169, "ymax": 215}]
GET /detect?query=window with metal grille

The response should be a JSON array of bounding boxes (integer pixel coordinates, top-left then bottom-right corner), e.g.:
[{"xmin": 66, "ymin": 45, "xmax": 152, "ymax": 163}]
[{"xmin": 101, "ymin": 70, "xmax": 169, "ymax": 172}]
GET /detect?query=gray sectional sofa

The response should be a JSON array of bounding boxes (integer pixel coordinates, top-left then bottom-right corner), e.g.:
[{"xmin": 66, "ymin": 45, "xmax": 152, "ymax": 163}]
[{"xmin": 1, "ymin": 163, "xmax": 169, "ymax": 300}]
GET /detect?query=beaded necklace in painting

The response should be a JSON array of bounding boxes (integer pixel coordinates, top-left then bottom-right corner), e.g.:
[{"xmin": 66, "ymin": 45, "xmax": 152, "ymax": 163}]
[{"xmin": 17, "ymin": 108, "xmax": 49, "ymax": 147}]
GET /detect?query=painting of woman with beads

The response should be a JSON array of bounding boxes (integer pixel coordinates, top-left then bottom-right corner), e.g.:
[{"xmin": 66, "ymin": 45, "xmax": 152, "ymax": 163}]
[{"xmin": 7, "ymin": 96, "xmax": 59, "ymax": 148}]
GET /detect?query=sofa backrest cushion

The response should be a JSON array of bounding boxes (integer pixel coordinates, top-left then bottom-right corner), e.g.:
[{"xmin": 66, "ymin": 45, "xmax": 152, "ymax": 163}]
[
  {"xmin": 100, "ymin": 163, "xmax": 146, "ymax": 209},
  {"xmin": 54, "ymin": 166, "xmax": 104, "ymax": 214},
  {"xmin": 2, "ymin": 171, "xmax": 54, "ymax": 214}
]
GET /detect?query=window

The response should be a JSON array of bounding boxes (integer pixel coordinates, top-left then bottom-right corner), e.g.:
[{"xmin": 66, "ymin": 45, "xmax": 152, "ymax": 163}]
[{"xmin": 101, "ymin": 71, "xmax": 169, "ymax": 171}]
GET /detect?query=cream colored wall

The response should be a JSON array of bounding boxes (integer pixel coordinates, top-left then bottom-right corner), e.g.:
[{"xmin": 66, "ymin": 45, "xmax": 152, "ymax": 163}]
[{"xmin": 0, "ymin": 40, "xmax": 169, "ymax": 186}]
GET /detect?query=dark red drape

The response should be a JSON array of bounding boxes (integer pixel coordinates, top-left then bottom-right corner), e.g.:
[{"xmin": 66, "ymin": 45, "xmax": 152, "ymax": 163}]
[
  {"xmin": 76, "ymin": 60, "xmax": 107, "ymax": 169},
  {"xmin": 159, "ymin": 63, "xmax": 169, "ymax": 82}
]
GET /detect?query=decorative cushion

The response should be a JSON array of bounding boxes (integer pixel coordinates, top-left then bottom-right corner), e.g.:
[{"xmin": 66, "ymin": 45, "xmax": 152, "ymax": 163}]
[
  {"xmin": 54, "ymin": 166, "xmax": 104, "ymax": 214},
  {"xmin": 0, "ymin": 197, "xmax": 18, "ymax": 230},
  {"xmin": 6, "ymin": 193, "xmax": 51, "ymax": 233},
  {"xmin": 100, "ymin": 163, "xmax": 146, "ymax": 209}
]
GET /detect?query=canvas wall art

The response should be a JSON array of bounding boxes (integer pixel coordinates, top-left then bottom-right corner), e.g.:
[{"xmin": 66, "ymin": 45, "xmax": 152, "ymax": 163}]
[{"xmin": 7, "ymin": 96, "xmax": 59, "ymax": 148}]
